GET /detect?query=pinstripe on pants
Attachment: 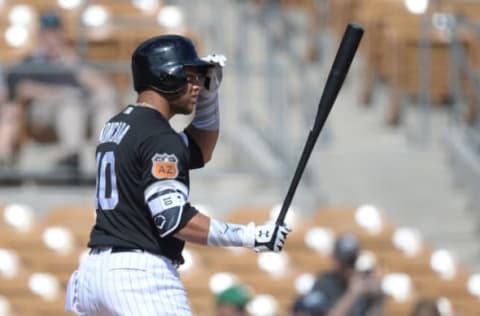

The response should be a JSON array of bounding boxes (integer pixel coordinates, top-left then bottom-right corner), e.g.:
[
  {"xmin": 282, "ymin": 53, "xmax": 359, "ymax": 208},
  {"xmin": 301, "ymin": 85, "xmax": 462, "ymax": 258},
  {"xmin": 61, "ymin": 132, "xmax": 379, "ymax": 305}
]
[{"xmin": 65, "ymin": 249, "xmax": 192, "ymax": 316}]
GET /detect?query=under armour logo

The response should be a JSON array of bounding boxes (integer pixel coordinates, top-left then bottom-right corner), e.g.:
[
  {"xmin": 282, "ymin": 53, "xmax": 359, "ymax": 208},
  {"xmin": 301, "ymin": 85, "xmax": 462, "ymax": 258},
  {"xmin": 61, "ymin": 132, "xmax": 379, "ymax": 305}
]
[{"xmin": 258, "ymin": 230, "xmax": 270, "ymax": 238}]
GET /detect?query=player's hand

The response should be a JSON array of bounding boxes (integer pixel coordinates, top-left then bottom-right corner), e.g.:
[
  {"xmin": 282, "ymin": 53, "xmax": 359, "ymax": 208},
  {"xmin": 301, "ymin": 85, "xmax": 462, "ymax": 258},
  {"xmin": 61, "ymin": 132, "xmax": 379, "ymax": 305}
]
[
  {"xmin": 201, "ymin": 53, "xmax": 226, "ymax": 93},
  {"xmin": 252, "ymin": 222, "xmax": 291, "ymax": 252},
  {"xmin": 349, "ymin": 271, "xmax": 382, "ymax": 296}
]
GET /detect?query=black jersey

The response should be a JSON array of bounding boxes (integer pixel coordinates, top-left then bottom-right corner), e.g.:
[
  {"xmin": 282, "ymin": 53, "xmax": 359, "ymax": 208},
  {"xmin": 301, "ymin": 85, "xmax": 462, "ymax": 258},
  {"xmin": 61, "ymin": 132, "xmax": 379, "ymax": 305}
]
[
  {"xmin": 88, "ymin": 105, "xmax": 203, "ymax": 264},
  {"xmin": 312, "ymin": 271, "xmax": 383, "ymax": 316}
]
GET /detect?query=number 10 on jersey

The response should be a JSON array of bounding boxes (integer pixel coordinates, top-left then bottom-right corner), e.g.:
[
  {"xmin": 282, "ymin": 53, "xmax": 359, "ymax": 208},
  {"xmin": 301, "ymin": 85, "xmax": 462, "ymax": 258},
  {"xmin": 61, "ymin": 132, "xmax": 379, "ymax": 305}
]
[{"xmin": 96, "ymin": 151, "xmax": 119, "ymax": 210}]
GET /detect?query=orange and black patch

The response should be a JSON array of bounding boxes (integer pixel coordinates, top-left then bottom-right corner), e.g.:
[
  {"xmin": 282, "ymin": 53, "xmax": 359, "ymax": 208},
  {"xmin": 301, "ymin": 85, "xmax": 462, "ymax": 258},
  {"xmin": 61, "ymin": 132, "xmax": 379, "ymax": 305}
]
[{"xmin": 151, "ymin": 153, "xmax": 178, "ymax": 179}]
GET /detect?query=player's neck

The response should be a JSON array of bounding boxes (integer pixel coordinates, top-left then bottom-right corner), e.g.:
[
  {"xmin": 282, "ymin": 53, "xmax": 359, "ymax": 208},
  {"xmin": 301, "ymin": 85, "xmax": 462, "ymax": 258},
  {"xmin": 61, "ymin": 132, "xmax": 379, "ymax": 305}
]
[{"xmin": 136, "ymin": 90, "xmax": 172, "ymax": 120}]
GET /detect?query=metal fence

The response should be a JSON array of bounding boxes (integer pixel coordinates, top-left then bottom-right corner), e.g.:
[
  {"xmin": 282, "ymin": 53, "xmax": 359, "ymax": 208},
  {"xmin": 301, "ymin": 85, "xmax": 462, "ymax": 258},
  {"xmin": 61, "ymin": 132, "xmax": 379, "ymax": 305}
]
[{"xmin": 443, "ymin": 11, "xmax": 480, "ymax": 208}]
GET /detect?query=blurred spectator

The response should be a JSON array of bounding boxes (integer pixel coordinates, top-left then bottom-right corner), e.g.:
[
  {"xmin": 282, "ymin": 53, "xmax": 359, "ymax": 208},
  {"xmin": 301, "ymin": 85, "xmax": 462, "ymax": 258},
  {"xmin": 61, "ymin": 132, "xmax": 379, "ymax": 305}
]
[
  {"xmin": 6, "ymin": 11, "xmax": 117, "ymax": 171},
  {"xmin": 411, "ymin": 299, "xmax": 441, "ymax": 316},
  {"xmin": 215, "ymin": 284, "xmax": 252, "ymax": 316},
  {"xmin": 291, "ymin": 290, "xmax": 329, "ymax": 316},
  {"xmin": 311, "ymin": 234, "xmax": 384, "ymax": 316},
  {"xmin": 253, "ymin": 0, "xmax": 323, "ymax": 63},
  {"xmin": 0, "ymin": 66, "xmax": 19, "ymax": 165}
]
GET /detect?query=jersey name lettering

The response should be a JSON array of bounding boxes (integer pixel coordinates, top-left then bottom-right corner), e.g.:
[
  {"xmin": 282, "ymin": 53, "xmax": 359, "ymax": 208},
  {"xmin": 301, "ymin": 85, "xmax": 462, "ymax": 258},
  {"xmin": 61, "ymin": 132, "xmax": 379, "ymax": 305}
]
[{"xmin": 98, "ymin": 122, "xmax": 130, "ymax": 144}]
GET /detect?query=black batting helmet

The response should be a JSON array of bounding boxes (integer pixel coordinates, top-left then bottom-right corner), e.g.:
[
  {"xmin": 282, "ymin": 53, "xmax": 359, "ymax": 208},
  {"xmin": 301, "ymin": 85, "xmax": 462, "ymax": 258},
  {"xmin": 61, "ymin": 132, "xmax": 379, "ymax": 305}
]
[{"xmin": 131, "ymin": 34, "xmax": 213, "ymax": 94}]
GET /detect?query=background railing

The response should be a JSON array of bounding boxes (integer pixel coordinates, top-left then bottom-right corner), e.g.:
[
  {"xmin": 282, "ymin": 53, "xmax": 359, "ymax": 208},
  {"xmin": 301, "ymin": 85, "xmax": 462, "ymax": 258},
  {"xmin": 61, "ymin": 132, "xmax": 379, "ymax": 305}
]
[{"xmin": 445, "ymin": 11, "xmax": 480, "ymax": 209}]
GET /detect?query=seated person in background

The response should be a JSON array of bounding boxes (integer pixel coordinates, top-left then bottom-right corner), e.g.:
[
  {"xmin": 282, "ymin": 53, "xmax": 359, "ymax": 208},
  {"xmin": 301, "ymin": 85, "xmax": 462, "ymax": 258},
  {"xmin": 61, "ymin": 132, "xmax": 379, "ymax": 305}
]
[
  {"xmin": 410, "ymin": 299, "xmax": 441, "ymax": 316},
  {"xmin": 0, "ymin": 66, "xmax": 19, "ymax": 165},
  {"xmin": 311, "ymin": 234, "xmax": 384, "ymax": 316},
  {"xmin": 215, "ymin": 284, "xmax": 252, "ymax": 316},
  {"xmin": 291, "ymin": 290, "xmax": 330, "ymax": 316},
  {"xmin": 6, "ymin": 11, "xmax": 117, "ymax": 170}
]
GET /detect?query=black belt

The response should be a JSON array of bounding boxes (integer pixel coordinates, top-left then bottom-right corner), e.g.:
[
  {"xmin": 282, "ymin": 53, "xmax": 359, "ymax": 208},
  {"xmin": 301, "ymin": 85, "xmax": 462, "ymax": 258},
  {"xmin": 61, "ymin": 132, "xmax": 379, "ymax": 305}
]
[
  {"xmin": 88, "ymin": 247, "xmax": 180, "ymax": 267},
  {"xmin": 111, "ymin": 246, "xmax": 144, "ymax": 253},
  {"xmin": 89, "ymin": 247, "xmax": 144, "ymax": 255}
]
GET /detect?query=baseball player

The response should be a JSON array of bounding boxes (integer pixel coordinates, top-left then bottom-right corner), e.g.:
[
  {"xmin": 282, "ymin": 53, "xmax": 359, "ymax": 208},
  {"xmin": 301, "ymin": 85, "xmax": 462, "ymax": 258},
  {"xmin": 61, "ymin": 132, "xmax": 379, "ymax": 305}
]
[{"xmin": 64, "ymin": 34, "xmax": 290, "ymax": 316}]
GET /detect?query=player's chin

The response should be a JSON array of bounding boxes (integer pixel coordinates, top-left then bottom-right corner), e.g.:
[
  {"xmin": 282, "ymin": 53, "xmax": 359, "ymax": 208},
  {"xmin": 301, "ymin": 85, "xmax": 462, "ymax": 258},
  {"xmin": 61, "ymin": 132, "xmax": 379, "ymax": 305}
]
[
  {"xmin": 189, "ymin": 100, "xmax": 197, "ymax": 111},
  {"xmin": 180, "ymin": 104, "xmax": 195, "ymax": 115}
]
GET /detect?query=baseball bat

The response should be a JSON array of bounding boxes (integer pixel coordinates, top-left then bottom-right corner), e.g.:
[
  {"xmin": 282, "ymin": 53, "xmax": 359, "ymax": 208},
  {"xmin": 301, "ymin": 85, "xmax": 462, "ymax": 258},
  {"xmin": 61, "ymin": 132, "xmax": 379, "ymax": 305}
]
[{"xmin": 276, "ymin": 23, "xmax": 364, "ymax": 225}]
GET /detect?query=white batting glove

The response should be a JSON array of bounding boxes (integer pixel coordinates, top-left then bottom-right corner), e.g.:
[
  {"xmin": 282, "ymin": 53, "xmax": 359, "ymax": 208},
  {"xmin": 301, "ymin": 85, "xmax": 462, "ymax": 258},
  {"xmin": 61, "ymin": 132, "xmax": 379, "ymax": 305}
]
[
  {"xmin": 192, "ymin": 54, "xmax": 226, "ymax": 131},
  {"xmin": 250, "ymin": 222, "xmax": 291, "ymax": 252},
  {"xmin": 201, "ymin": 53, "xmax": 226, "ymax": 93}
]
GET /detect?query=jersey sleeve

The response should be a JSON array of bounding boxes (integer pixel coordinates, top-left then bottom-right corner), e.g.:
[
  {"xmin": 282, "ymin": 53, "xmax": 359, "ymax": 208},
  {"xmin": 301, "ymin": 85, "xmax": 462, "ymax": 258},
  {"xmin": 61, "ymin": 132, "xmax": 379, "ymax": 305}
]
[
  {"xmin": 178, "ymin": 130, "xmax": 205, "ymax": 169},
  {"xmin": 140, "ymin": 132, "xmax": 189, "ymax": 184},
  {"xmin": 139, "ymin": 132, "xmax": 197, "ymax": 237}
]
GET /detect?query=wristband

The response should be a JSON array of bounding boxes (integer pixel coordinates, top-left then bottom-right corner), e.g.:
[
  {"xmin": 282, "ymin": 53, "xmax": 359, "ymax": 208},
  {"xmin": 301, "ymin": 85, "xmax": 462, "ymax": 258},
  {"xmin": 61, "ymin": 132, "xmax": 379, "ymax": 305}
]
[
  {"xmin": 192, "ymin": 92, "xmax": 219, "ymax": 131},
  {"xmin": 207, "ymin": 218, "xmax": 255, "ymax": 248}
]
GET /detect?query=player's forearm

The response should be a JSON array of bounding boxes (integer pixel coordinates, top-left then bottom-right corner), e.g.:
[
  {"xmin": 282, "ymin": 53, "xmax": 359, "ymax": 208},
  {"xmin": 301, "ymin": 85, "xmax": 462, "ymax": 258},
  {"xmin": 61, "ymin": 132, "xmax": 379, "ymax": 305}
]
[
  {"xmin": 185, "ymin": 125, "xmax": 218, "ymax": 163},
  {"xmin": 174, "ymin": 212, "xmax": 254, "ymax": 248},
  {"xmin": 175, "ymin": 209, "xmax": 290, "ymax": 253},
  {"xmin": 174, "ymin": 212, "xmax": 210, "ymax": 244},
  {"xmin": 326, "ymin": 290, "xmax": 360, "ymax": 316}
]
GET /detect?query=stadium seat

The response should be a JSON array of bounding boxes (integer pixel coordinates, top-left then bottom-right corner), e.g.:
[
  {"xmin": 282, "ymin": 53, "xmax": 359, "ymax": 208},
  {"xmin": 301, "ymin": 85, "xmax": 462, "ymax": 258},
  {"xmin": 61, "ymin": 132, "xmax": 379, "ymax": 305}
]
[
  {"xmin": 413, "ymin": 272, "xmax": 471, "ymax": 299},
  {"xmin": 240, "ymin": 271, "xmax": 299, "ymax": 312},
  {"xmin": 340, "ymin": 0, "xmax": 480, "ymax": 125},
  {"xmin": 0, "ymin": 271, "xmax": 67, "ymax": 316},
  {"xmin": 310, "ymin": 207, "xmax": 396, "ymax": 255},
  {"xmin": 282, "ymin": 222, "xmax": 315, "ymax": 254},
  {"xmin": 22, "ymin": 247, "xmax": 83, "ymax": 288},
  {"xmin": 44, "ymin": 204, "xmax": 95, "ymax": 226},
  {"xmin": 0, "ymin": 271, "xmax": 31, "ymax": 298},
  {"xmin": 312, "ymin": 207, "xmax": 361, "ymax": 231},
  {"xmin": 288, "ymin": 250, "xmax": 331, "ymax": 274},
  {"xmin": 384, "ymin": 297, "xmax": 416, "ymax": 316},
  {"xmin": 0, "ymin": 203, "xmax": 36, "ymax": 232},
  {"xmin": 376, "ymin": 249, "xmax": 434, "ymax": 275},
  {"xmin": 0, "ymin": 226, "xmax": 45, "ymax": 255},
  {"xmin": 355, "ymin": 0, "xmax": 412, "ymax": 105},
  {"xmin": 43, "ymin": 205, "xmax": 95, "ymax": 246},
  {"xmin": 224, "ymin": 206, "xmax": 272, "ymax": 224},
  {"xmin": 206, "ymin": 248, "xmax": 261, "ymax": 275},
  {"xmin": 4, "ymin": 272, "xmax": 67, "ymax": 316},
  {"xmin": 181, "ymin": 267, "xmax": 216, "ymax": 315},
  {"xmin": 0, "ymin": 294, "xmax": 18, "ymax": 316},
  {"xmin": 451, "ymin": 296, "xmax": 480, "ymax": 316}
]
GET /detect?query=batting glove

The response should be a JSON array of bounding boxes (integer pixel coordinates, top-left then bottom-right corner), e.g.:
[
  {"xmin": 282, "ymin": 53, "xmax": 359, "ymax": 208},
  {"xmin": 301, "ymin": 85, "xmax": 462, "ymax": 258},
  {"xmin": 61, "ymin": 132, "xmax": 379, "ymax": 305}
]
[
  {"xmin": 251, "ymin": 222, "xmax": 291, "ymax": 252},
  {"xmin": 192, "ymin": 54, "xmax": 225, "ymax": 131},
  {"xmin": 201, "ymin": 53, "xmax": 226, "ymax": 93}
]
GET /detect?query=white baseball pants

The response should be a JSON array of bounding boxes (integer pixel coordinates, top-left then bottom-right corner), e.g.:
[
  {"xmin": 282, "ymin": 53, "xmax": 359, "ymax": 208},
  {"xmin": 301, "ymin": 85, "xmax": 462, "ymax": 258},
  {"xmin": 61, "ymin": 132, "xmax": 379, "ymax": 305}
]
[{"xmin": 65, "ymin": 248, "xmax": 192, "ymax": 316}]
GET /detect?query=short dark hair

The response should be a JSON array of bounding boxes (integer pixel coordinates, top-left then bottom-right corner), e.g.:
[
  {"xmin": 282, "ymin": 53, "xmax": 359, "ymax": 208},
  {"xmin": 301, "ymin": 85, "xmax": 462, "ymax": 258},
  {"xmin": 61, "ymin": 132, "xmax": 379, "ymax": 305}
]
[
  {"xmin": 40, "ymin": 11, "xmax": 63, "ymax": 30},
  {"xmin": 333, "ymin": 234, "xmax": 360, "ymax": 267}
]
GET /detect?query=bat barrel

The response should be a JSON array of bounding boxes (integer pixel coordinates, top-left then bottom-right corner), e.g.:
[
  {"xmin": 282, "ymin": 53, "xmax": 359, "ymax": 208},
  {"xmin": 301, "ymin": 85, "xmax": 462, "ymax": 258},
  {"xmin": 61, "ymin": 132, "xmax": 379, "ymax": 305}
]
[{"xmin": 333, "ymin": 24, "xmax": 364, "ymax": 76}]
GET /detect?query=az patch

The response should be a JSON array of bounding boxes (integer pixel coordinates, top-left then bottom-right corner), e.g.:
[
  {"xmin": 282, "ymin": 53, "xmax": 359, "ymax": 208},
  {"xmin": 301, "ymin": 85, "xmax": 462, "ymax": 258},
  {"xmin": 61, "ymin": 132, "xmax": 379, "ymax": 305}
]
[{"xmin": 151, "ymin": 153, "xmax": 178, "ymax": 179}]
